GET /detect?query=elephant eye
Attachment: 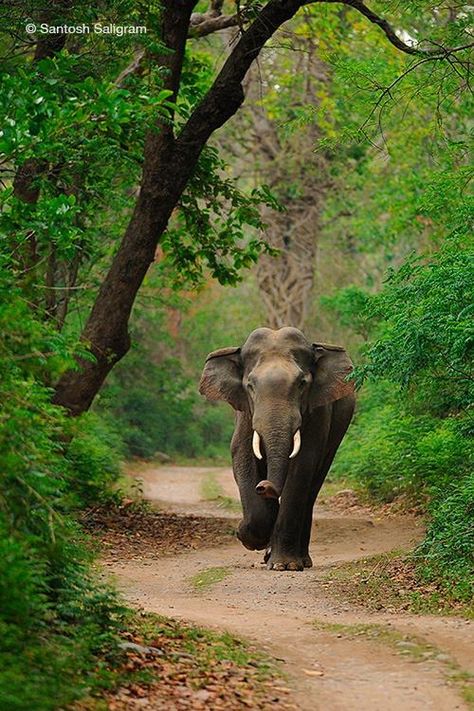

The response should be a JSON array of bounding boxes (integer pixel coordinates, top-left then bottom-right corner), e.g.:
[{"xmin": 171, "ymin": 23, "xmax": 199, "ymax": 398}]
[{"xmin": 298, "ymin": 375, "xmax": 309, "ymax": 390}]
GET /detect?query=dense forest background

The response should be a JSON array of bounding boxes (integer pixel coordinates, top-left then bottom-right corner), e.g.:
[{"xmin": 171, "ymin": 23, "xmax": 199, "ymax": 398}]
[{"xmin": 0, "ymin": 1, "xmax": 472, "ymax": 708}]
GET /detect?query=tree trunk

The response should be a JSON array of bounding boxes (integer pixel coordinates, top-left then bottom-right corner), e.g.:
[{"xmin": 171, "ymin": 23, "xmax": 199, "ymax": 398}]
[{"xmin": 242, "ymin": 49, "xmax": 329, "ymax": 330}]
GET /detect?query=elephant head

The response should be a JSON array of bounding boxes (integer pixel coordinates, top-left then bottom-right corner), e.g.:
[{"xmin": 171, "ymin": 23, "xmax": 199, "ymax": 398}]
[{"xmin": 199, "ymin": 327, "xmax": 354, "ymax": 501}]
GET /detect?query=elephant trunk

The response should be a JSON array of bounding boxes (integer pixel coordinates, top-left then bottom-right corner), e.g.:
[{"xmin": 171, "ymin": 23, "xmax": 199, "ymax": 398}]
[{"xmin": 252, "ymin": 411, "xmax": 301, "ymax": 499}]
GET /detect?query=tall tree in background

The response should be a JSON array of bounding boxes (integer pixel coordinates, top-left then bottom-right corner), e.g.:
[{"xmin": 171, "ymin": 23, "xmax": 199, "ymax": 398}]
[{"xmin": 242, "ymin": 35, "xmax": 329, "ymax": 329}]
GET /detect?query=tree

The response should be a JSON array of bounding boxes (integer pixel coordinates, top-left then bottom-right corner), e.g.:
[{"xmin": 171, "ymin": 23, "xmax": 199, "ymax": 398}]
[
  {"xmin": 5, "ymin": 1, "xmax": 471, "ymax": 415},
  {"xmin": 239, "ymin": 39, "xmax": 329, "ymax": 329}
]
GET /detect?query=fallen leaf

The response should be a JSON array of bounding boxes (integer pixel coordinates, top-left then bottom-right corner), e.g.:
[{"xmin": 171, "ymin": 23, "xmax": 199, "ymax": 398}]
[{"xmin": 302, "ymin": 668, "xmax": 324, "ymax": 676}]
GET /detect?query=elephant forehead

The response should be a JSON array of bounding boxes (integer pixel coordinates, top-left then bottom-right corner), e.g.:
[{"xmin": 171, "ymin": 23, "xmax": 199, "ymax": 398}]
[
  {"xmin": 242, "ymin": 326, "xmax": 309, "ymax": 354},
  {"xmin": 252, "ymin": 358, "xmax": 302, "ymax": 380}
]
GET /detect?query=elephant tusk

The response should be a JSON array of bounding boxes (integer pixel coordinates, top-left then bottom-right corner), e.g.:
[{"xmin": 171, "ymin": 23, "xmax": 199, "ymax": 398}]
[
  {"xmin": 289, "ymin": 429, "xmax": 301, "ymax": 459},
  {"xmin": 252, "ymin": 430, "xmax": 263, "ymax": 460}
]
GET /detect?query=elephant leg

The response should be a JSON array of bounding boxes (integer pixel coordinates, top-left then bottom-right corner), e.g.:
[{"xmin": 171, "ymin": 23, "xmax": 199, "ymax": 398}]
[
  {"xmin": 266, "ymin": 492, "xmax": 309, "ymax": 570},
  {"xmin": 266, "ymin": 413, "xmax": 333, "ymax": 571},
  {"xmin": 266, "ymin": 454, "xmax": 315, "ymax": 571},
  {"xmin": 299, "ymin": 478, "xmax": 325, "ymax": 568},
  {"xmin": 263, "ymin": 476, "xmax": 317, "ymax": 569},
  {"xmin": 300, "ymin": 396, "xmax": 356, "ymax": 564}
]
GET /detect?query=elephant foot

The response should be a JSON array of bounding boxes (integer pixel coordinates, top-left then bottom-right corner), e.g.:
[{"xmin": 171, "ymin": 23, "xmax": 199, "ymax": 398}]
[
  {"xmin": 266, "ymin": 552, "xmax": 305, "ymax": 571},
  {"xmin": 263, "ymin": 547, "xmax": 311, "ymax": 570}
]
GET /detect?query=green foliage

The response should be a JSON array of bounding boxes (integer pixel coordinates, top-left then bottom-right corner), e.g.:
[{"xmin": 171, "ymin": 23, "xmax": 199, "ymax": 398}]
[
  {"xmin": 417, "ymin": 475, "xmax": 474, "ymax": 601},
  {"xmin": 326, "ymin": 236, "xmax": 473, "ymax": 597},
  {"xmin": 65, "ymin": 413, "xmax": 123, "ymax": 506},
  {"xmin": 0, "ymin": 270, "xmax": 121, "ymax": 708},
  {"xmin": 320, "ymin": 286, "xmax": 373, "ymax": 339},
  {"xmin": 333, "ymin": 382, "xmax": 473, "ymax": 500},
  {"xmin": 103, "ymin": 342, "xmax": 234, "ymax": 460},
  {"xmin": 0, "ymin": 524, "xmax": 120, "ymax": 711},
  {"xmin": 161, "ymin": 145, "xmax": 280, "ymax": 288},
  {"xmin": 0, "ymin": 51, "xmax": 171, "ymax": 282},
  {"xmin": 332, "ymin": 382, "xmax": 473, "ymax": 599},
  {"xmin": 363, "ymin": 238, "xmax": 474, "ymax": 407}
]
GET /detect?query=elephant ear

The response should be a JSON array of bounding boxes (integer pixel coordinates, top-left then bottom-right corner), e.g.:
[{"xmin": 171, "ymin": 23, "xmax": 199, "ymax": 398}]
[
  {"xmin": 199, "ymin": 347, "xmax": 246, "ymax": 411},
  {"xmin": 310, "ymin": 343, "xmax": 355, "ymax": 409}
]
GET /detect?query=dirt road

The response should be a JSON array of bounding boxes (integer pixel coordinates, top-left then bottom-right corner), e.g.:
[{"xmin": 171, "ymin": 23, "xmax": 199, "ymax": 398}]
[{"xmin": 110, "ymin": 465, "xmax": 473, "ymax": 710}]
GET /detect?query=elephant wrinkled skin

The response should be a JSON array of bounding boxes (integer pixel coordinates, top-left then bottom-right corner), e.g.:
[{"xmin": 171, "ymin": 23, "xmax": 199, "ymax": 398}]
[{"xmin": 199, "ymin": 327, "xmax": 355, "ymax": 571}]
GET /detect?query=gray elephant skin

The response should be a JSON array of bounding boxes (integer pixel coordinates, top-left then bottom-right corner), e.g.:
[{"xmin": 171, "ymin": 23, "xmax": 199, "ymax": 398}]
[{"xmin": 199, "ymin": 327, "xmax": 355, "ymax": 571}]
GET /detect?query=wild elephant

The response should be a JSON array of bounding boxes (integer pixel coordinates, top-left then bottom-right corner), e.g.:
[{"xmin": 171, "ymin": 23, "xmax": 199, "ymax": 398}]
[{"xmin": 199, "ymin": 327, "xmax": 355, "ymax": 571}]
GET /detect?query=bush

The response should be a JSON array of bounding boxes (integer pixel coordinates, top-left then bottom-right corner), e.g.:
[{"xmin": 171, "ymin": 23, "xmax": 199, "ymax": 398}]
[
  {"xmin": 333, "ymin": 382, "xmax": 473, "ymax": 500},
  {"xmin": 363, "ymin": 237, "xmax": 474, "ymax": 414},
  {"xmin": 332, "ymin": 382, "xmax": 474, "ymax": 596},
  {"xmin": 326, "ymin": 237, "xmax": 473, "ymax": 598},
  {"xmin": 417, "ymin": 474, "xmax": 474, "ymax": 601},
  {"xmin": 0, "ymin": 278, "xmax": 122, "ymax": 709},
  {"xmin": 0, "ymin": 520, "xmax": 120, "ymax": 711},
  {"xmin": 103, "ymin": 348, "xmax": 234, "ymax": 460},
  {"xmin": 66, "ymin": 412, "xmax": 123, "ymax": 506}
]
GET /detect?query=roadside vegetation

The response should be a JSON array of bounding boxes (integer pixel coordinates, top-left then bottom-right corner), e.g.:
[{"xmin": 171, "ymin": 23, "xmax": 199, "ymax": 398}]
[{"xmin": 75, "ymin": 612, "xmax": 289, "ymax": 711}]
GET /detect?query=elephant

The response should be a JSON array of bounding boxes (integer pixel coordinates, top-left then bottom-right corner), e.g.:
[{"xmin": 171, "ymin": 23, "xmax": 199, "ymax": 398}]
[{"xmin": 199, "ymin": 326, "xmax": 355, "ymax": 571}]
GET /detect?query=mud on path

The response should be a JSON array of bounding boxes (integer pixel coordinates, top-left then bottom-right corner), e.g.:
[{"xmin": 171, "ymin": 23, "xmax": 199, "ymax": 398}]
[{"xmin": 109, "ymin": 465, "xmax": 473, "ymax": 711}]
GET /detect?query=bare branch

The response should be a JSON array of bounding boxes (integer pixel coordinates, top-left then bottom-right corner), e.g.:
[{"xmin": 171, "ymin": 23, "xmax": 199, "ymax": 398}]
[
  {"xmin": 311, "ymin": 0, "xmax": 421, "ymax": 55},
  {"xmin": 114, "ymin": 49, "xmax": 146, "ymax": 87},
  {"xmin": 189, "ymin": 13, "xmax": 239, "ymax": 37}
]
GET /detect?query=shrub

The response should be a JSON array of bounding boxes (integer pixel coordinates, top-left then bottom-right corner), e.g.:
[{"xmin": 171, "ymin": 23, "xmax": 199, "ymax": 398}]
[
  {"xmin": 65, "ymin": 412, "xmax": 123, "ymax": 506},
  {"xmin": 333, "ymin": 382, "xmax": 473, "ymax": 501},
  {"xmin": 417, "ymin": 474, "xmax": 474, "ymax": 601},
  {"xmin": 326, "ymin": 237, "xmax": 473, "ymax": 597},
  {"xmin": 0, "ymin": 278, "xmax": 121, "ymax": 709}
]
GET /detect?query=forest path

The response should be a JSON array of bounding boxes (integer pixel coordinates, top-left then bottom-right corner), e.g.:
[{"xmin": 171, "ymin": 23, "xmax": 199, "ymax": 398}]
[{"xmin": 110, "ymin": 465, "xmax": 473, "ymax": 711}]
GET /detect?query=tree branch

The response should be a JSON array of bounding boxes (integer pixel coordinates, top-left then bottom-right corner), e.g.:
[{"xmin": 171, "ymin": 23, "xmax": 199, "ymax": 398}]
[
  {"xmin": 114, "ymin": 49, "xmax": 146, "ymax": 87},
  {"xmin": 179, "ymin": 0, "xmax": 304, "ymax": 154},
  {"xmin": 312, "ymin": 0, "xmax": 421, "ymax": 55},
  {"xmin": 311, "ymin": 0, "xmax": 474, "ymax": 57},
  {"xmin": 188, "ymin": 0, "xmax": 473, "ymax": 62},
  {"xmin": 189, "ymin": 13, "xmax": 239, "ymax": 37},
  {"xmin": 53, "ymin": 0, "xmax": 472, "ymax": 415}
]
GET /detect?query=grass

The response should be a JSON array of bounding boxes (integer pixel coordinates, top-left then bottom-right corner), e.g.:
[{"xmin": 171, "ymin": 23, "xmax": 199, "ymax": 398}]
[
  {"xmin": 323, "ymin": 550, "xmax": 474, "ymax": 619},
  {"xmin": 200, "ymin": 471, "xmax": 242, "ymax": 514},
  {"xmin": 313, "ymin": 619, "xmax": 474, "ymax": 708},
  {"xmin": 190, "ymin": 566, "xmax": 232, "ymax": 591},
  {"xmin": 76, "ymin": 610, "xmax": 285, "ymax": 709}
]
